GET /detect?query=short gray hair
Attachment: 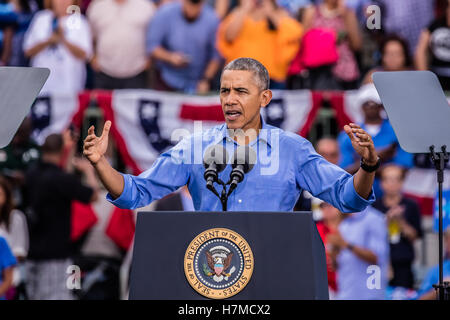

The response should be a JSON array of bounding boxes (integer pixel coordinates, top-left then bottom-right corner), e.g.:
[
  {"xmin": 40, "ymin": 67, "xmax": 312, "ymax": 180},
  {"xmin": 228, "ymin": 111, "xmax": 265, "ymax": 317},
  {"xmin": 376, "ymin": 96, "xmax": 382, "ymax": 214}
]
[{"xmin": 222, "ymin": 57, "xmax": 270, "ymax": 91}]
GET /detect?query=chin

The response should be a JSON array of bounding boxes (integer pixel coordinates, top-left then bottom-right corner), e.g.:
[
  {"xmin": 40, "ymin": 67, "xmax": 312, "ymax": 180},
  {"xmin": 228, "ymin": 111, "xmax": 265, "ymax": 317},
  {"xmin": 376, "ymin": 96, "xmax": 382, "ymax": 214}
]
[{"xmin": 225, "ymin": 120, "xmax": 243, "ymax": 130}]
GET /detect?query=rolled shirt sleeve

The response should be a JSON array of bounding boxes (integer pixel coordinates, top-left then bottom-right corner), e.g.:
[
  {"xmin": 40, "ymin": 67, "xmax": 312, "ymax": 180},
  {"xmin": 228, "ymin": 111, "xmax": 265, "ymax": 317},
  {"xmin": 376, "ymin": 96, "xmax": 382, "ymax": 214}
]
[
  {"xmin": 106, "ymin": 137, "xmax": 192, "ymax": 209},
  {"xmin": 106, "ymin": 172, "xmax": 139, "ymax": 209},
  {"xmin": 295, "ymin": 137, "xmax": 375, "ymax": 213},
  {"xmin": 341, "ymin": 175, "xmax": 376, "ymax": 212}
]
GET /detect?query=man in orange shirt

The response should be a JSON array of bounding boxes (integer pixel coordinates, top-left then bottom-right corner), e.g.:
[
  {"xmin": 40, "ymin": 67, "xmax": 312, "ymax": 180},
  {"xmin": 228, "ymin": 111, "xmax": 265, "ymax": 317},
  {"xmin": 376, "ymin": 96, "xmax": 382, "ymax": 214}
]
[{"xmin": 217, "ymin": 0, "xmax": 303, "ymax": 89}]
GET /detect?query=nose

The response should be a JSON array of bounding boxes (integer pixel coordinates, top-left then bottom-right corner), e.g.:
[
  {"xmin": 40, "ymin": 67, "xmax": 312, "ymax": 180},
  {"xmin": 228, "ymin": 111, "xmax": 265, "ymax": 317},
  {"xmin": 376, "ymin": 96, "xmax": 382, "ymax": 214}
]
[{"xmin": 224, "ymin": 91, "xmax": 238, "ymax": 107}]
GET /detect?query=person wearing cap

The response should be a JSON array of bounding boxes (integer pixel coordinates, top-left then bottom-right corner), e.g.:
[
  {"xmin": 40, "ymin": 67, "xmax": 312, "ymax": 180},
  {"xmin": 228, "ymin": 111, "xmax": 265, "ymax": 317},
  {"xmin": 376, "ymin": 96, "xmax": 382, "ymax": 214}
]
[
  {"xmin": 337, "ymin": 83, "xmax": 413, "ymax": 198},
  {"xmin": 146, "ymin": 0, "xmax": 222, "ymax": 94}
]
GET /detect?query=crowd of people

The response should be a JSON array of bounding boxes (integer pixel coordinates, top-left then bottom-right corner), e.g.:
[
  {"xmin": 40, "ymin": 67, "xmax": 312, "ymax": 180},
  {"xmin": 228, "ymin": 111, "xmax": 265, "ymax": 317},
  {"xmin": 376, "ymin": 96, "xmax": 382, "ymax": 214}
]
[
  {"xmin": 1, "ymin": 0, "xmax": 450, "ymax": 300},
  {"xmin": 0, "ymin": 0, "xmax": 449, "ymax": 93}
]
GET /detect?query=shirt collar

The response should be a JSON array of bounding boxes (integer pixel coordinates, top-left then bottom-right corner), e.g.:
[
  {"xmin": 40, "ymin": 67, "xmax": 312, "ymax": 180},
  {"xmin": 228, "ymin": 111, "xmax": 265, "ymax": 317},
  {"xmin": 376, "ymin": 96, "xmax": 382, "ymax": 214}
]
[{"xmin": 212, "ymin": 115, "xmax": 273, "ymax": 147}]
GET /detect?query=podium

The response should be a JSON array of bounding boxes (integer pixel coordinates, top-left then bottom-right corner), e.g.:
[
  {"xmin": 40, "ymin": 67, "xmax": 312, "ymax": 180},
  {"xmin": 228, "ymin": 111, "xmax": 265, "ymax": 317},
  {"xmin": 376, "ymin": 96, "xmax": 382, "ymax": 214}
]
[{"xmin": 129, "ymin": 211, "xmax": 329, "ymax": 300}]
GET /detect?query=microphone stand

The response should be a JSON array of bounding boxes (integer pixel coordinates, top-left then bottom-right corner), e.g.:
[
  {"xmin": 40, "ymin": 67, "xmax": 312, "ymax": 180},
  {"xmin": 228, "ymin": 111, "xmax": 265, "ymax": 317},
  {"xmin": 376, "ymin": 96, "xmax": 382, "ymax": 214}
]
[
  {"xmin": 220, "ymin": 181, "xmax": 228, "ymax": 212},
  {"xmin": 206, "ymin": 178, "xmax": 230, "ymax": 211},
  {"xmin": 204, "ymin": 145, "xmax": 255, "ymax": 212}
]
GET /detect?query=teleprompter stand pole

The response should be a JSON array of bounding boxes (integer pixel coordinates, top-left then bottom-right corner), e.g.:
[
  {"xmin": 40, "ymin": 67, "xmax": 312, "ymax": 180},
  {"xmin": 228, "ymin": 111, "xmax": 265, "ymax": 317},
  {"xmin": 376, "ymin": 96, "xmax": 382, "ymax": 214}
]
[{"xmin": 430, "ymin": 145, "xmax": 450, "ymax": 300}]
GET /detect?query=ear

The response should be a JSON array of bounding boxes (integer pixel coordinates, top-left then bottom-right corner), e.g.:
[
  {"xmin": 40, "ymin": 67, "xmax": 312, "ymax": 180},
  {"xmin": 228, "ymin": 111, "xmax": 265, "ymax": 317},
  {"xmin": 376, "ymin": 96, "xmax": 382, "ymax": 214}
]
[{"xmin": 260, "ymin": 89, "xmax": 272, "ymax": 108}]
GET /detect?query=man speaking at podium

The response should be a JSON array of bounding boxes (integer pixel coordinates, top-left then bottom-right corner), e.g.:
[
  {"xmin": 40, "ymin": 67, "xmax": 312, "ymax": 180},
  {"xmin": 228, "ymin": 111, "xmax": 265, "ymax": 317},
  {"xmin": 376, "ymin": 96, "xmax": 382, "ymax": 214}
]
[{"xmin": 83, "ymin": 58, "xmax": 379, "ymax": 212}]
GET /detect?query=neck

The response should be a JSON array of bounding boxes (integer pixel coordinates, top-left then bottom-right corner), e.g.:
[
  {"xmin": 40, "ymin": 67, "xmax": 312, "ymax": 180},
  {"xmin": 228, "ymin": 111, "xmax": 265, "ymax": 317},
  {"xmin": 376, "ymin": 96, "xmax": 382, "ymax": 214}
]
[
  {"xmin": 365, "ymin": 118, "xmax": 383, "ymax": 125},
  {"xmin": 243, "ymin": 114, "xmax": 262, "ymax": 132},
  {"xmin": 322, "ymin": 2, "xmax": 338, "ymax": 12},
  {"xmin": 42, "ymin": 153, "xmax": 61, "ymax": 166},
  {"xmin": 232, "ymin": 116, "xmax": 262, "ymax": 145},
  {"xmin": 183, "ymin": 15, "xmax": 198, "ymax": 23},
  {"xmin": 383, "ymin": 193, "xmax": 402, "ymax": 205},
  {"xmin": 250, "ymin": 7, "xmax": 269, "ymax": 20}
]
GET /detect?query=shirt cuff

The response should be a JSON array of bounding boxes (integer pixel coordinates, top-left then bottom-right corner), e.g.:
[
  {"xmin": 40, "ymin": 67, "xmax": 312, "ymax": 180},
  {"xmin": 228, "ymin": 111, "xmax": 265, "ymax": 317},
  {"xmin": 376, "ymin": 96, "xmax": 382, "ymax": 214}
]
[
  {"xmin": 106, "ymin": 173, "xmax": 132, "ymax": 209},
  {"xmin": 343, "ymin": 175, "xmax": 376, "ymax": 212}
]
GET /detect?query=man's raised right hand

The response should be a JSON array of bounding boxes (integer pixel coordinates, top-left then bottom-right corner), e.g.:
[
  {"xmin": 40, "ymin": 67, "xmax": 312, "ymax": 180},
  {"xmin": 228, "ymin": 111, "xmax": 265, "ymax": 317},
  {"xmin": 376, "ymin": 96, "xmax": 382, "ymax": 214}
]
[{"xmin": 83, "ymin": 121, "xmax": 111, "ymax": 165}]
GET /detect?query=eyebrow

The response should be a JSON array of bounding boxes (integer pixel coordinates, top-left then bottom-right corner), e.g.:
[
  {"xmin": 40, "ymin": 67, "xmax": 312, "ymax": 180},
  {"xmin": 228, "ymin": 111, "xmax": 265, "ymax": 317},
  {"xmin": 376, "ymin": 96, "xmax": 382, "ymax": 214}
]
[{"xmin": 220, "ymin": 87, "xmax": 249, "ymax": 92}]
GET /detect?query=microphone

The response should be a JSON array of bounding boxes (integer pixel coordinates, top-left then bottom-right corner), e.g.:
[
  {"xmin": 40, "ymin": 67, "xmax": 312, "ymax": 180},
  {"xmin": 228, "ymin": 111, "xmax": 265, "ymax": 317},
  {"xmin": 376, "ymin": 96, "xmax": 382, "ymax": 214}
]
[
  {"xmin": 203, "ymin": 144, "xmax": 229, "ymax": 190},
  {"xmin": 228, "ymin": 146, "xmax": 256, "ymax": 195}
]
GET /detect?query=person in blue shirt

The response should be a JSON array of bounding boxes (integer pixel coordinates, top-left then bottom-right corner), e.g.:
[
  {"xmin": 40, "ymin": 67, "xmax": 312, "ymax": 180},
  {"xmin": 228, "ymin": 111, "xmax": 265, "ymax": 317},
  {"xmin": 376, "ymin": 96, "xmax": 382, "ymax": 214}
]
[
  {"xmin": 328, "ymin": 206, "xmax": 389, "ymax": 300},
  {"xmin": 338, "ymin": 84, "xmax": 413, "ymax": 172},
  {"xmin": 83, "ymin": 57, "xmax": 378, "ymax": 212},
  {"xmin": 147, "ymin": 0, "xmax": 222, "ymax": 94},
  {"xmin": 0, "ymin": 235, "xmax": 16, "ymax": 300},
  {"xmin": 338, "ymin": 83, "xmax": 413, "ymax": 198},
  {"xmin": 417, "ymin": 227, "xmax": 450, "ymax": 300}
]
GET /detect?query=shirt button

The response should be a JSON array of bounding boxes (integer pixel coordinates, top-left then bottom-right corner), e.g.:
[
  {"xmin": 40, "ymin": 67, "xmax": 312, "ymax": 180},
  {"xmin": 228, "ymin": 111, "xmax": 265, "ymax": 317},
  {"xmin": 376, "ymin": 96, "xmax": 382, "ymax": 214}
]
[{"xmin": 238, "ymin": 199, "xmax": 242, "ymax": 203}]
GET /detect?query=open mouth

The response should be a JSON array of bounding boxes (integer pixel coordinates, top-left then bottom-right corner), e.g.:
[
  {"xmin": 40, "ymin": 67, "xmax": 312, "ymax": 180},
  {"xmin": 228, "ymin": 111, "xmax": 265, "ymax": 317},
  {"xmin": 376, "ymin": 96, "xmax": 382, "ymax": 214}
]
[{"xmin": 225, "ymin": 110, "xmax": 242, "ymax": 121}]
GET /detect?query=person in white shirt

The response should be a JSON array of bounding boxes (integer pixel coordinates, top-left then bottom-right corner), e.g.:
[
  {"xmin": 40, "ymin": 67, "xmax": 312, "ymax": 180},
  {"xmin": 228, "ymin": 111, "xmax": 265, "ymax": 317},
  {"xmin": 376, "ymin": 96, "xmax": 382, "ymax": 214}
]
[
  {"xmin": 23, "ymin": 0, "xmax": 93, "ymax": 95},
  {"xmin": 87, "ymin": 0, "xmax": 155, "ymax": 89}
]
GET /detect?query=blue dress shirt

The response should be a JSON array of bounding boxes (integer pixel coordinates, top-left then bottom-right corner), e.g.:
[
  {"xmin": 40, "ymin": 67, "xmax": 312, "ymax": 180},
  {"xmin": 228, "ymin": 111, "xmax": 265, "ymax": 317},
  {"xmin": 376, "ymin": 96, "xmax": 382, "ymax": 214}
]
[{"xmin": 107, "ymin": 117, "xmax": 375, "ymax": 212}]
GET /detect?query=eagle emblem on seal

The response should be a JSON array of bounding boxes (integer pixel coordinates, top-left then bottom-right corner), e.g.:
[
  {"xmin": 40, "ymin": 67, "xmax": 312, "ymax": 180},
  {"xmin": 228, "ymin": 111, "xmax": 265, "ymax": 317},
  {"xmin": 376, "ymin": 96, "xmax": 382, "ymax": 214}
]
[{"xmin": 203, "ymin": 246, "xmax": 236, "ymax": 282}]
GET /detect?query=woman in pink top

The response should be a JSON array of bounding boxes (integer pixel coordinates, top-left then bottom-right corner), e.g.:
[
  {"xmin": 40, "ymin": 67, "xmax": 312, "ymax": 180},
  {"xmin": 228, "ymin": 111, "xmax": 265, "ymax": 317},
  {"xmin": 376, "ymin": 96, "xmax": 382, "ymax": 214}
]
[{"xmin": 302, "ymin": 0, "xmax": 362, "ymax": 89}]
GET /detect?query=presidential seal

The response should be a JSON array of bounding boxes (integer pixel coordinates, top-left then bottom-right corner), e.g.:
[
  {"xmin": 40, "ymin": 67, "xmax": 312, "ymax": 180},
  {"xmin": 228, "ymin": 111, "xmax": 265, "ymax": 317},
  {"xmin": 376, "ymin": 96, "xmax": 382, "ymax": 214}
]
[{"xmin": 184, "ymin": 228, "xmax": 254, "ymax": 299}]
